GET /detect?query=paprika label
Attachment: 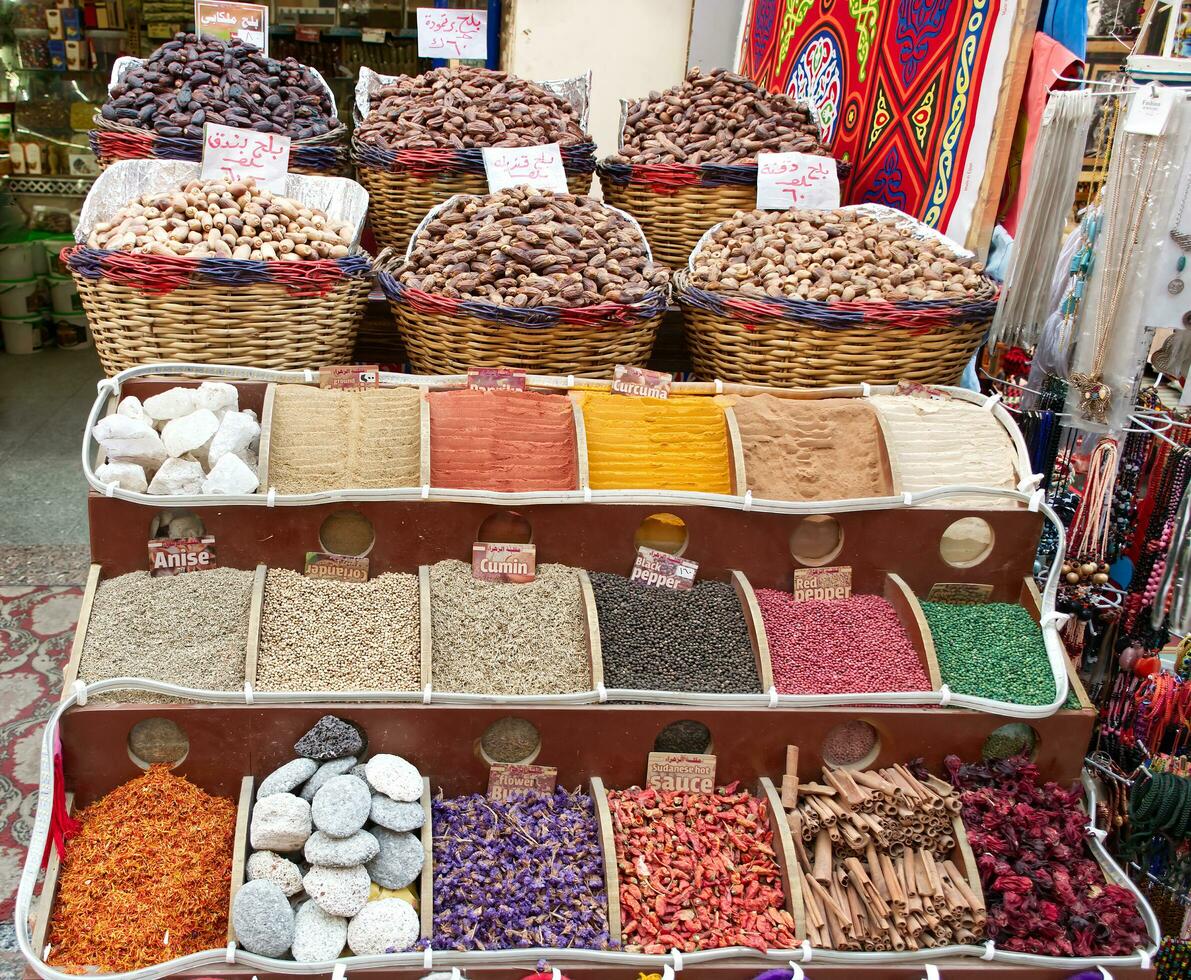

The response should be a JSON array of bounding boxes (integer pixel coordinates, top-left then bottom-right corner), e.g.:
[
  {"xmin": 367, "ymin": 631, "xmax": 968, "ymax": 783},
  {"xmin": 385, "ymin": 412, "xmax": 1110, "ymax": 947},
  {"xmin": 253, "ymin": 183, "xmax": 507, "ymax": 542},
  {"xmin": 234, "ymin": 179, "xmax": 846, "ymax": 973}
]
[
  {"xmin": 646, "ymin": 752, "xmax": 716, "ymax": 793},
  {"xmin": 792, "ymin": 565, "xmax": 852, "ymax": 602},
  {"xmin": 487, "ymin": 763, "xmax": 557, "ymax": 801}
]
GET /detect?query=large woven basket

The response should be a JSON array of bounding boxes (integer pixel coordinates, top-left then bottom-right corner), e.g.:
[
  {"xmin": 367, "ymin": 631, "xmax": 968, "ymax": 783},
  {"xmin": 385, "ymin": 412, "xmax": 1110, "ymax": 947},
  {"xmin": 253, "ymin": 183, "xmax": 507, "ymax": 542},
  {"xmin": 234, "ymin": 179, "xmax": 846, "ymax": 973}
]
[
  {"xmin": 376, "ymin": 249, "xmax": 666, "ymax": 376},
  {"xmin": 675, "ymin": 268, "xmax": 997, "ymax": 387},
  {"xmin": 599, "ymin": 159, "xmax": 849, "ymax": 269},
  {"xmin": 89, "ymin": 120, "xmax": 350, "ymax": 175},
  {"xmin": 66, "ymin": 245, "xmax": 372, "ymax": 375},
  {"xmin": 354, "ymin": 140, "xmax": 596, "ymax": 252}
]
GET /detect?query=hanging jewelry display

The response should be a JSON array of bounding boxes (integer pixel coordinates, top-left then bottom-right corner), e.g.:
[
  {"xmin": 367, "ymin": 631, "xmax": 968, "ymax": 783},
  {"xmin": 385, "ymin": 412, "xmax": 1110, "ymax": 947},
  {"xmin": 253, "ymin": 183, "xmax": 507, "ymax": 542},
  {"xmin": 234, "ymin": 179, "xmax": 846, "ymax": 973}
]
[{"xmin": 991, "ymin": 90, "xmax": 1098, "ymax": 350}]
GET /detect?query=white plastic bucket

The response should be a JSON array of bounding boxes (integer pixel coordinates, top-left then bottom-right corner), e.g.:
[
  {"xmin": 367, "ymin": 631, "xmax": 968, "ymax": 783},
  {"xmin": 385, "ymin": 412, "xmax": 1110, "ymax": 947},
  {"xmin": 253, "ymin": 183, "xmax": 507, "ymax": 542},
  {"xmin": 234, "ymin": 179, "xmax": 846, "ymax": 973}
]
[
  {"xmin": 30, "ymin": 241, "xmax": 47, "ymax": 277},
  {"xmin": 2, "ymin": 314, "xmax": 45, "ymax": 354},
  {"xmin": 51, "ymin": 313, "xmax": 89, "ymax": 349},
  {"xmin": 48, "ymin": 274, "xmax": 81, "ymax": 314},
  {"xmin": 0, "ymin": 242, "xmax": 34, "ymax": 281},
  {"xmin": 39, "ymin": 238, "xmax": 73, "ymax": 277},
  {"xmin": 0, "ymin": 278, "xmax": 45, "ymax": 317}
]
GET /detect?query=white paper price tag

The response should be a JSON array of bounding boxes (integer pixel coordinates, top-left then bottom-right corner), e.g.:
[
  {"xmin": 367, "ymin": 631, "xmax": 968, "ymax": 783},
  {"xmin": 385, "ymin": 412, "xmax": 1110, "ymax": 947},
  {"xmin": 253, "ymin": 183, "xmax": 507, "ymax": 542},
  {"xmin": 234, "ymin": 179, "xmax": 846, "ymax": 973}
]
[
  {"xmin": 1125, "ymin": 85, "xmax": 1175, "ymax": 136},
  {"xmin": 201, "ymin": 123, "xmax": 290, "ymax": 192},
  {"xmin": 482, "ymin": 144, "xmax": 568, "ymax": 194},
  {"xmin": 756, "ymin": 151, "xmax": 841, "ymax": 210},
  {"xmin": 416, "ymin": 7, "xmax": 488, "ymax": 59}
]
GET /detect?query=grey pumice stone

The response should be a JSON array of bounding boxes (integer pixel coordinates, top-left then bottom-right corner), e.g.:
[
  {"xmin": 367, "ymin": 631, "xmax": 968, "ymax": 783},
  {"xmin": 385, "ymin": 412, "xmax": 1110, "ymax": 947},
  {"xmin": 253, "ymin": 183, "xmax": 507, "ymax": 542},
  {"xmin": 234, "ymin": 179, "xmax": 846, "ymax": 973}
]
[
  {"xmin": 232, "ymin": 879, "xmax": 295, "ymax": 957},
  {"xmin": 300, "ymin": 756, "xmax": 358, "ymax": 802},
  {"xmin": 366, "ymin": 827, "xmax": 424, "ymax": 889},
  {"xmin": 258, "ymin": 758, "xmax": 318, "ymax": 798},
  {"xmin": 291, "ymin": 900, "xmax": 348, "ymax": 963},
  {"xmin": 311, "ymin": 774, "xmax": 371, "ymax": 838},
  {"xmin": 370, "ymin": 794, "xmax": 424, "ymax": 832},
  {"xmin": 304, "ymin": 829, "xmax": 379, "ymax": 867}
]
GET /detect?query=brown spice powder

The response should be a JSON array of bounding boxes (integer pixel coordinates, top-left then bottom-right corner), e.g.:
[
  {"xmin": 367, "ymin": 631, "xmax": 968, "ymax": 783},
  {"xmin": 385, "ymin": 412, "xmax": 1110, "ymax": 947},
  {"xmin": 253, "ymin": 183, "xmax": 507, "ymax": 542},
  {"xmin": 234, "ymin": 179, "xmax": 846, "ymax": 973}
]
[{"xmin": 731, "ymin": 395, "xmax": 893, "ymax": 501}]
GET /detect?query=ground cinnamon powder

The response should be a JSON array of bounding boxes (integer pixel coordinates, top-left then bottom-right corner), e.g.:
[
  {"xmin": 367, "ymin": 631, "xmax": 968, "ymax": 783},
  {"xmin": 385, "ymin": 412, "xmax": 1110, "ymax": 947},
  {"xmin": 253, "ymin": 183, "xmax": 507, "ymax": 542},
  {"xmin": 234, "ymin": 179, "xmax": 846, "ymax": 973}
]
[{"xmin": 46, "ymin": 765, "xmax": 236, "ymax": 973}]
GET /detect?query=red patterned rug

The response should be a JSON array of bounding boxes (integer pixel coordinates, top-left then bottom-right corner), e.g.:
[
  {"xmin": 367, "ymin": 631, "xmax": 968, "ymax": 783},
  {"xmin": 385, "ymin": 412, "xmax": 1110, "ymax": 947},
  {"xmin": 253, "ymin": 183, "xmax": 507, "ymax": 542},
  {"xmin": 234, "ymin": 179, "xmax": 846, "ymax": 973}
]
[{"xmin": 0, "ymin": 586, "xmax": 80, "ymax": 921}]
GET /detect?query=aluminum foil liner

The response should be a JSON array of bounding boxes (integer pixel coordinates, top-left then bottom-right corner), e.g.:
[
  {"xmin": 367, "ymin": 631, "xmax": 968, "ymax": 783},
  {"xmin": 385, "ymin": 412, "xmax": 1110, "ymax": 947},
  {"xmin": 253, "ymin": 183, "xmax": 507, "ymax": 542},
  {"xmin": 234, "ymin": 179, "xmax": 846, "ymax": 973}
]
[
  {"xmin": 355, "ymin": 65, "xmax": 592, "ymax": 129},
  {"xmin": 75, "ymin": 159, "xmax": 370, "ymax": 250},
  {"xmin": 108, "ymin": 56, "xmax": 339, "ymax": 121}
]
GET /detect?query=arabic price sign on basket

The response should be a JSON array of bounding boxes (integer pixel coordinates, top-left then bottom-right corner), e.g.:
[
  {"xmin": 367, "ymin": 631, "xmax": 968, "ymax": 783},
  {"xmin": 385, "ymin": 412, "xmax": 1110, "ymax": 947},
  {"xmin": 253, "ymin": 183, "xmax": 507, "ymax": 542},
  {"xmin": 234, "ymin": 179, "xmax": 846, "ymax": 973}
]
[
  {"xmin": 194, "ymin": 1, "xmax": 268, "ymax": 54},
  {"xmin": 416, "ymin": 7, "xmax": 488, "ymax": 59},
  {"xmin": 756, "ymin": 151, "xmax": 841, "ymax": 210},
  {"xmin": 201, "ymin": 123, "xmax": 291, "ymax": 192},
  {"xmin": 482, "ymin": 144, "xmax": 569, "ymax": 195}
]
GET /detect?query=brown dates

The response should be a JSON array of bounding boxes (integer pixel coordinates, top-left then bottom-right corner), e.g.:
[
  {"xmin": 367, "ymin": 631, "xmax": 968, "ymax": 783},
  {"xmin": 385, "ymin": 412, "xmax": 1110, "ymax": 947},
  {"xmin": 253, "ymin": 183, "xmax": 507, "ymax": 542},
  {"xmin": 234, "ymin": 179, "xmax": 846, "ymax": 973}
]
[{"xmin": 394, "ymin": 186, "xmax": 668, "ymax": 307}]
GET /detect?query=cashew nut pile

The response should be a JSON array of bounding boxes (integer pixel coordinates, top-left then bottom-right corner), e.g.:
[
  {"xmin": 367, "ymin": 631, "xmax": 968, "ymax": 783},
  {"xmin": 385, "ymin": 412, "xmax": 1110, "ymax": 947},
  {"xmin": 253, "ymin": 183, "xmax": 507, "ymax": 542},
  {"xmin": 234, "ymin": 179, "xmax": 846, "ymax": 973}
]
[
  {"xmin": 689, "ymin": 209, "xmax": 992, "ymax": 302},
  {"xmin": 607, "ymin": 68, "xmax": 830, "ymax": 166},
  {"xmin": 101, "ymin": 33, "xmax": 340, "ymax": 140},
  {"xmin": 356, "ymin": 67, "xmax": 587, "ymax": 152},
  {"xmin": 395, "ymin": 187, "xmax": 668, "ymax": 307},
  {"xmin": 87, "ymin": 178, "xmax": 355, "ymax": 260}
]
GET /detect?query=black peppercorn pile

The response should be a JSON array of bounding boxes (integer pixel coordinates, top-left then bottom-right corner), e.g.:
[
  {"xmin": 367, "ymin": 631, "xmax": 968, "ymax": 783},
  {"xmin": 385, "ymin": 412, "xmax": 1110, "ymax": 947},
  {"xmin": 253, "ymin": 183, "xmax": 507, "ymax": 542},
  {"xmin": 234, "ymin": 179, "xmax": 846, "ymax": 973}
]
[
  {"xmin": 590, "ymin": 573, "xmax": 759, "ymax": 693},
  {"xmin": 102, "ymin": 34, "xmax": 340, "ymax": 140}
]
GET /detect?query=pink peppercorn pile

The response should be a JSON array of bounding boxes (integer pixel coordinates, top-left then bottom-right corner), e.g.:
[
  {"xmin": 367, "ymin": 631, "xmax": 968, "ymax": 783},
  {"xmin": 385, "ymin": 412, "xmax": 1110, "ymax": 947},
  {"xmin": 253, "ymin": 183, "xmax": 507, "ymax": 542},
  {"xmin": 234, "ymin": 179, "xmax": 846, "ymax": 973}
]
[{"xmin": 755, "ymin": 590, "xmax": 929, "ymax": 695}]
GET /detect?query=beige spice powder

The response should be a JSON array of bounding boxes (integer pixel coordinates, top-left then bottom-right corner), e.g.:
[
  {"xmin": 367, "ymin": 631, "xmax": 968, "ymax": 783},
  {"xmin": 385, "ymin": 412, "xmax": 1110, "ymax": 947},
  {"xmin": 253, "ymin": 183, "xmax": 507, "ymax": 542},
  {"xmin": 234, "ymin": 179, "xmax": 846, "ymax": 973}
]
[
  {"xmin": 267, "ymin": 385, "xmax": 421, "ymax": 493},
  {"xmin": 732, "ymin": 394, "xmax": 893, "ymax": 501}
]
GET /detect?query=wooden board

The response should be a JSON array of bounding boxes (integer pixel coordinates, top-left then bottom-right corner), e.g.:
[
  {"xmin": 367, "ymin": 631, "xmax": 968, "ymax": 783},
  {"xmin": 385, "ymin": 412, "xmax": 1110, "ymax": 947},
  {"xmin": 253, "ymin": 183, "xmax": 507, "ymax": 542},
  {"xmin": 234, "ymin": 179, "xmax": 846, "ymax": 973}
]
[
  {"xmin": 730, "ymin": 570, "xmax": 774, "ymax": 692},
  {"xmin": 30, "ymin": 793, "xmax": 73, "ymax": 959},
  {"xmin": 60, "ymin": 564, "xmax": 102, "ymax": 704},
  {"xmin": 722, "ymin": 405, "xmax": 748, "ymax": 501},
  {"xmin": 870, "ymin": 407, "xmax": 905, "ymax": 498},
  {"xmin": 1021, "ymin": 577, "xmax": 1093, "ymax": 710},
  {"xmin": 244, "ymin": 565, "xmax": 267, "ymax": 691},
  {"xmin": 419, "ymin": 565, "xmax": 433, "ymax": 691},
  {"xmin": 759, "ymin": 775, "xmax": 805, "ymax": 940},
  {"xmin": 588, "ymin": 776, "xmax": 621, "ymax": 945},
  {"xmin": 228, "ymin": 776, "xmax": 254, "ymax": 942},
  {"xmin": 418, "ymin": 386, "xmax": 431, "ymax": 489},
  {"xmin": 257, "ymin": 383, "xmax": 276, "ymax": 492},
  {"xmin": 577, "ymin": 569, "xmax": 605, "ymax": 691},
  {"xmin": 419, "ymin": 776, "xmax": 433, "ymax": 941},
  {"xmin": 884, "ymin": 572, "xmax": 942, "ymax": 692},
  {"xmin": 569, "ymin": 393, "xmax": 591, "ymax": 492}
]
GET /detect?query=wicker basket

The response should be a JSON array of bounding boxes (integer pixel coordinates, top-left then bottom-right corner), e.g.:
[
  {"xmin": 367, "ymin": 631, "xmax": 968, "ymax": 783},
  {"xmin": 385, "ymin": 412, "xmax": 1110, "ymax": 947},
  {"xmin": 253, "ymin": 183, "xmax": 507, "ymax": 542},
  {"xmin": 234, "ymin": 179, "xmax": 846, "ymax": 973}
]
[
  {"xmin": 66, "ymin": 245, "xmax": 372, "ymax": 375},
  {"xmin": 599, "ymin": 159, "xmax": 849, "ymax": 269},
  {"xmin": 89, "ymin": 121, "xmax": 350, "ymax": 175},
  {"xmin": 675, "ymin": 268, "xmax": 997, "ymax": 387},
  {"xmin": 354, "ymin": 140, "xmax": 597, "ymax": 252},
  {"xmin": 376, "ymin": 245, "xmax": 666, "ymax": 376}
]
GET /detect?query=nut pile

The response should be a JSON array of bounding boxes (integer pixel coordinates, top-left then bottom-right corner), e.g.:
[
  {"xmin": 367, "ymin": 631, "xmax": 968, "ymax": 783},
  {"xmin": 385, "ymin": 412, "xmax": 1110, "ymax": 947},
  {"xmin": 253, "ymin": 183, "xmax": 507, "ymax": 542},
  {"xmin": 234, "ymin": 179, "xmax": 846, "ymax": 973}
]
[
  {"xmin": 610, "ymin": 783, "xmax": 797, "ymax": 952},
  {"xmin": 357, "ymin": 66, "xmax": 586, "ymax": 151},
  {"xmin": 921, "ymin": 602, "xmax": 1055, "ymax": 705},
  {"xmin": 608, "ymin": 68, "xmax": 828, "ymax": 166},
  {"xmin": 78, "ymin": 567, "xmax": 254, "ymax": 697},
  {"xmin": 87, "ymin": 177, "xmax": 355, "ymax": 260},
  {"xmin": 94, "ymin": 382, "xmax": 260, "ymax": 495},
  {"xmin": 236, "ymin": 716, "xmax": 424, "ymax": 961},
  {"xmin": 784, "ymin": 759, "xmax": 985, "ymax": 951},
  {"xmin": 690, "ymin": 210, "xmax": 992, "ymax": 302},
  {"xmin": 756, "ymin": 591, "xmax": 929, "ymax": 695},
  {"xmin": 432, "ymin": 789, "xmax": 612, "ymax": 950},
  {"xmin": 256, "ymin": 570, "xmax": 421, "ymax": 693},
  {"xmin": 102, "ymin": 33, "xmax": 339, "ymax": 139},
  {"xmin": 590, "ymin": 573, "xmax": 759, "ymax": 693},
  {"xmin": 396, "ymin": 187, "xmax": 668, "ymax": 307},
  {"xmin": 428, "ymin": 560, "xmax": 590, "ymax": 695}
]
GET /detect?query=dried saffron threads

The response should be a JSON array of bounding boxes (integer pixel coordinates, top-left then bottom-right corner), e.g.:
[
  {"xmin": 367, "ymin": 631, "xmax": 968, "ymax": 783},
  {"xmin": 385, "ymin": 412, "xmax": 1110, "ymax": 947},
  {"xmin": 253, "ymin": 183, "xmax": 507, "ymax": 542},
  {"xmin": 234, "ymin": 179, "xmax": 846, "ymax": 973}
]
[
  {"xmin": 942, "ymin": 755, "xmax": 1149, "ymax": 957},
  {"xmin": 431, "ymin": 789, "xmax": 612, "ymax": 950},
  {"xmin": 46, "ymin": 765, "xmax": 237, "ymax": 972},
  {"xmin": 609, "ymin": 784, "xmax": 798, "ymax": 953}
]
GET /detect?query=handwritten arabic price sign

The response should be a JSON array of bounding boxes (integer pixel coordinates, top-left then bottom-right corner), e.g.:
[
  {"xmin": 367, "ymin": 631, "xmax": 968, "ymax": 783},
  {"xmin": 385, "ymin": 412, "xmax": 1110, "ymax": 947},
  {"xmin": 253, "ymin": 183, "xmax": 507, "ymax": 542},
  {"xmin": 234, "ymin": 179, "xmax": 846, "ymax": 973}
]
[
  {"xmin": 482, "ymin": 144, "xmax": 568, "ymax": 195},
  {"xmin": 756, "ymin": 151, "xmax": 840, "ymax": 211},
  {"xmin": 194, "ymin": 1, "xmax": 268, "ymax": 54},
  {"xmin": 416, "ymin": 7, "xmax": 487, "ymax": 60},
  {"xmin": 201, "ymin": 123, "xmax": 290, "ymax": 192}
]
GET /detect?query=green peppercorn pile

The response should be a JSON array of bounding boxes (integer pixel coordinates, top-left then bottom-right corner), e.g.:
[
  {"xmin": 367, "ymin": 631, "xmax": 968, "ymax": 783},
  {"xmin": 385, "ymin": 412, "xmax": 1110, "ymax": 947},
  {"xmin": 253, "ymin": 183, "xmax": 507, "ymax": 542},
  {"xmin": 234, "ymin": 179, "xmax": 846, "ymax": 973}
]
[{"xmin": 920, "ymin": 601, "xmax": 1056, "ymax": 705}]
